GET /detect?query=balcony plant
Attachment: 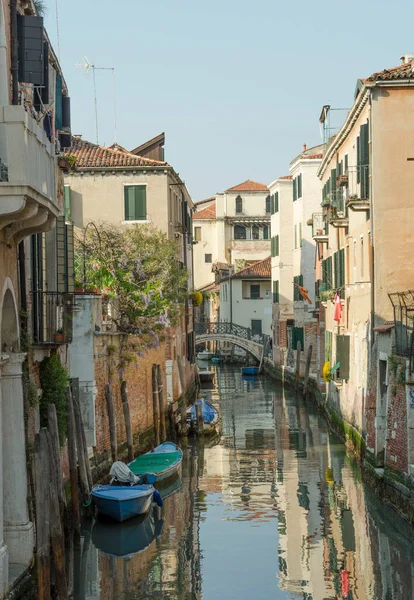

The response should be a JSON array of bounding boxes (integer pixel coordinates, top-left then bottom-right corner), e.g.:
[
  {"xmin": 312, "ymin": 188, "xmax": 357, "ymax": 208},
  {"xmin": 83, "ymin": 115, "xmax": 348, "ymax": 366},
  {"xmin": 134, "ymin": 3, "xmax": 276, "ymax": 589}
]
[
  {"xmin": 323, "ymin": 361, "xmax": 331, "ymax": 382},
  {"xmin": 53, "ymin": 329, "xmax": 64, "ymax": 343}
]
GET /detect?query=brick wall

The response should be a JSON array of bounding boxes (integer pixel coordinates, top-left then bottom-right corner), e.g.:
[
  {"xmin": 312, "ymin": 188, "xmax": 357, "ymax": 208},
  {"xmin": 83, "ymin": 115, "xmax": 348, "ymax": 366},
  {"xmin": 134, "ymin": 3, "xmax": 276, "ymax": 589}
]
[
  {"xmin": 93, "ymin": 334, "xmax": 166, "ymax": 457},
  {"xmin": 386, "ymin": 359, "xmax": 408, "ymax": 474}
]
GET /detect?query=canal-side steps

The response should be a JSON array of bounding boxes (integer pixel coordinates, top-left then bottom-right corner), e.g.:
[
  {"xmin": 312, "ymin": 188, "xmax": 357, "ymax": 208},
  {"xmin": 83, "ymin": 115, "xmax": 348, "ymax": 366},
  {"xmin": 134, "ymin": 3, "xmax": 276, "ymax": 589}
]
[{"xmin": 264, "ymin": 358, "xmax": 414, "ymax": 524}]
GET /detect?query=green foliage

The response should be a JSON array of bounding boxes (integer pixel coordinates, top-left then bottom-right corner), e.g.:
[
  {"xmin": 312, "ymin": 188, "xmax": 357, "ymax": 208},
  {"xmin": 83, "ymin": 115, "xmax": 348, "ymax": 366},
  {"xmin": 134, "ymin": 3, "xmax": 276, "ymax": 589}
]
[
  {"xmin": 33, "ymin": 0, "xmax": 46, "ymax": 15},
  {"xmin": 192, "ymin": 291, "xmax": 203, "ymax": 306},
  {"xmin": 39, "ymin": 355, "xmax": 68, "ymax": 446},
  {"xmin": 75, "ymin": 224, "xmax": 190, "ymax": 350}
]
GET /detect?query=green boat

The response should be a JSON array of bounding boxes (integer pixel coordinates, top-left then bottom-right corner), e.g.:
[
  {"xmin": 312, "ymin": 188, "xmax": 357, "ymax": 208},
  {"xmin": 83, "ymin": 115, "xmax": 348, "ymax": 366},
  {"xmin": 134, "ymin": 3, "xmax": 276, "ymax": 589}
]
[{"xmin": 128, "ymin": 442, "xmax": 183, "ymax": 485}]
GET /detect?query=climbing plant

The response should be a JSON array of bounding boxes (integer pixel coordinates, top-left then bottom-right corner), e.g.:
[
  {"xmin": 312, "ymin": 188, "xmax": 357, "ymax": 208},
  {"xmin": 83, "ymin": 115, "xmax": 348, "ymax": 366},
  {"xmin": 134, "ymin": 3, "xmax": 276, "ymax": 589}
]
[
  {"xmin": 75, "ymin": 223, "xmax": 190, "ymax": 351},
  {"xmin": 39, "ymin": 354, "xmax": 68, "ymax": 446}
]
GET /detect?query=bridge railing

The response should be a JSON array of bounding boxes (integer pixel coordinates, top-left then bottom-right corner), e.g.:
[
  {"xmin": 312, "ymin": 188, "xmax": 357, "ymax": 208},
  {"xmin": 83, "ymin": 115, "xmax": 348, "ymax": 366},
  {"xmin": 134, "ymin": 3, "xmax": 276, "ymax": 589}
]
[{"xmin": 195, "ymin": 321, "xmax": 265, "ymax": 346}]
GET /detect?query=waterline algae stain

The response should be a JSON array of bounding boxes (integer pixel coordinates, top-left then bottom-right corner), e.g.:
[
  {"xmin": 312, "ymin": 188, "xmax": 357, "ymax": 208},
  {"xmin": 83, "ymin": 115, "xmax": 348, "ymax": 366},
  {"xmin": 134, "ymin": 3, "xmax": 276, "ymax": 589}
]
[{"xmin": 71, "ymin": 366, "xmax": 414, "ymax": 599}]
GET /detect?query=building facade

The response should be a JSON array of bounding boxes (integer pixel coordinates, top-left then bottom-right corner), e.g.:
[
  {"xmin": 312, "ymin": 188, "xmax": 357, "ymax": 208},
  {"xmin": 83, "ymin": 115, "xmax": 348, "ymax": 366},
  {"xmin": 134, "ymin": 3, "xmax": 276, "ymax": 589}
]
[
  {"xmin": 0, "ymin": 0, "xmax": 70, "ymax": 594},
  {"xmin": 313, "ymin": 55, "xmax": 414, "ymax": 476},
  {"xmin": 65, "ymin": 137, "xmax": 196, "ymax": 413},
  {"xmin": 270, "ymin": 145, "xmax": 323, "ymax": 374},
  {"xmin": 219, "ymin": 257, "xmax": 272, "ymax": 337},
  {"xmin": 193, "ymin": 180, "xmax": 271, "ymax": 290}
]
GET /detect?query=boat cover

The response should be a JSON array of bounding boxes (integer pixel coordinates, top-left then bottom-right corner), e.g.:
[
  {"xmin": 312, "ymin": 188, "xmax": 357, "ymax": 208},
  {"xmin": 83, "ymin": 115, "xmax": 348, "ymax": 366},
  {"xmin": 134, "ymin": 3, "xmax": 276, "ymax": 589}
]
[
  {"xmin": 187, "ymin": 400, "xmax": 216, "ymax": 424},
  {"xmin": 129, "ymin": 451, "xmax": 182, "ymax": 475},
  {"xmin": 110, "ymin": 461, "xmax": 140, "ymax": 485}
]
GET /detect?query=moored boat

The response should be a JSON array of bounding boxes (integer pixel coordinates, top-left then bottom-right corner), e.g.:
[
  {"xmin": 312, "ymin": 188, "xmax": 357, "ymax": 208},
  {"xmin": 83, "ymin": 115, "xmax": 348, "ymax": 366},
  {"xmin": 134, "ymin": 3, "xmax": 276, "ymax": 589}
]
[
  {"xmin": 241, "ymin": 366, "xmax": 259, "ymax": 376},
  {"xmin": 91, "ymin": 484, "xmax": 155, "ymax": 523},
  {"xmin": 197, "ymin": 349, "xmax": 215, "ymax": 361},
  {"xmin": 198, "ymin": 368, "xmax": 215, "ymax": 383},
  {"xmin": 187, "ymin": 399, "xmax": 221, "ymax": 436},
  {"xmin": 211, "ymin": 356, "xmax": 222, "ymax": 363},
  {"xmin": 128, "ymin": 442, "xmax": 183, "ymax": 484}
]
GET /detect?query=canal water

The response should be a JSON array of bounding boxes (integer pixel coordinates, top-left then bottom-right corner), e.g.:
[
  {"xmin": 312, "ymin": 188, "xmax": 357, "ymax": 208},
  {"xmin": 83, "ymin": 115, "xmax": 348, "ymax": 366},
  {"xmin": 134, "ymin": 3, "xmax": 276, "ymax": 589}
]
[{"xmin": 72, "ymin": 366, "xmax": 414, "ymax": 599}]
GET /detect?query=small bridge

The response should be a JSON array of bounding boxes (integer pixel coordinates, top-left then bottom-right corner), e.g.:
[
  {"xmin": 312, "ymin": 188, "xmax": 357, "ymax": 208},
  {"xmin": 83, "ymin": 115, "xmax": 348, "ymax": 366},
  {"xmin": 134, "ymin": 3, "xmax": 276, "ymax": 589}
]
[{"xmin": 195, "ymin": 322, "xmax": 270, "ymax": 362}]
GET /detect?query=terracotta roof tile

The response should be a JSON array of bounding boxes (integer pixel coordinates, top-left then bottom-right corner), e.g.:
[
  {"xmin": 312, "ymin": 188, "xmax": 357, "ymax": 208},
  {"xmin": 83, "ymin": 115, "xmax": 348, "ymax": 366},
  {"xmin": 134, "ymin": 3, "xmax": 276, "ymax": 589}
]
[
  {"xmin": 226, "ymin": 179, "xmax": 269, "ymax": 192},
  {"xmin": 304, "ymin": 153, "xmax": 323, "ymax": 159},
  {"xmin": 232, "ymin": 256, "xmax": 271, "ymax": 279},
  {"xmin": 212, "ymin": 262, "xmax": 230, "ymax": 272},
  {"xmin": 367, "ymin": 60, "xmax": 414, "ymax": 82},
  {"xmin": 195, "ymin": 197, "xmax": 215, "ymax": 205},
  {"xmin": 279, "ymin": 175, "xmax": 293, "ymax": 180},
  {"xmin": 194, "ymin": 203, "xmax": 216, "ymax": 220},
  {"xmin": 68, "ymin": 138, "xmax": 168, "ymax": 169}
]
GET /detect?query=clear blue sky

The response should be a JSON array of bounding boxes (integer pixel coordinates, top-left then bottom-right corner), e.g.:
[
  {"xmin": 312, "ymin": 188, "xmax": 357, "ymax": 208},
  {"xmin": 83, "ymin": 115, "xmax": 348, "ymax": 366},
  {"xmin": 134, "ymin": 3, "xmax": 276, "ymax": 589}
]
[{"xmin": 46, "ymin": 0, "xmax": 414, "ymax": 201}]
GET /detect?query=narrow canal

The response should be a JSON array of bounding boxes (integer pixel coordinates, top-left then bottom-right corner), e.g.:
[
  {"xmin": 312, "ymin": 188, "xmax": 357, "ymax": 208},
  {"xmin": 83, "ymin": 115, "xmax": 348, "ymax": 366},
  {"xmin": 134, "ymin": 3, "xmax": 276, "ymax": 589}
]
[{"xmin": 73, "ymin": 366, "xmax": 414, "ymax": 599}]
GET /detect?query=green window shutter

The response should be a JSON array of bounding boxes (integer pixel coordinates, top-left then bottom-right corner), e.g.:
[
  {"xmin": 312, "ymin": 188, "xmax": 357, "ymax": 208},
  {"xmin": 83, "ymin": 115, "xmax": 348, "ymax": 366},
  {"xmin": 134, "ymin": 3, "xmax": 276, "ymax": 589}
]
[
  {"xmin": 356, "ymin": 136, "xmax": 360, "ymax": 183},
  {"xmin": 263, "ymin": 225, "xmax": 269, "ymax": 240},
  {"xmin": 339, "ymin": 248, "xmax": 345, "ymax": 295},
  {"xmin": 270, "ymin": 194, "xmax": 274, "ymax": 214},
  {"xmin": 293, "ymin": 178, "xmax": 297, "ymax": 201},
  {"xmin": 275, "ymin": 192, "xmax": 279, "ymax": 213},
  {"xmin": 55, "ymin": 74, "xmax": 63, "ymax": 130},
  {"xmin": 124, "ymin": 186, "xmax": 146, "ymax": 220},
  {"xmin": 330, "ymin": 168, "xmax": 337, "ymax": 197},
  {"xmin": 56, "ymin": 216, "xmax": 66, "ymax": 293},
  {"xmin": 273, "ymin": 280, "xmax": 279, "ymax": 303},
  {"xmin": 360, "ymin": 122, "xmax": 369, "ymax": 165},
  {"xmin": 276, "ymin": 235, "xmax": 279, "ymax": 256},
  {"xmin": 66, "ymin": 223, "xmax": 75, "ymax": 292},
  {"xmin": 344, "ymin": 154, "xmax": 348, "ymax": 172},
  {"xmin": 334, "ymin": 251, "xmax": 339, "ymax": 289},
  {"xmin": 292, "ymin": 327, "xmax": 304, "ymax": 350},
  {"xmin": 299, "ymin": 222, "xmax": 302, "ymax": 248},
  {"xmin": 297, "ymin": 174, "xmax": 302, "ymax": 198},
  {"xmin": 327, "ymin": 256, "xmax": 332, "ymax": 289},
  {"xmin": 336, "ymin": 335, "xmax": 350, "ymax": 380},
  {"xmin": 64, "ymin": 185, "xmax": 71, "ymax": 222}
]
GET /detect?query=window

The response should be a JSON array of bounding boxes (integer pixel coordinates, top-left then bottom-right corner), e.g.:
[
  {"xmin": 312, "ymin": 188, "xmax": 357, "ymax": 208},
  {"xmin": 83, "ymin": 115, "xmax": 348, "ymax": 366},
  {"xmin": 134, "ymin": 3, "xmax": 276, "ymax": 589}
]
[
  {"xmin": 194, "ymin": 227, "xmax": 202, "ymax": 241},
  {"xmin": 252, "ymin": 225, "xmax": 259, "ymax": 240},
  {"xmin": 344, "ymin": 154, "xmax": 349, "ymax": 173},
  {"xmin": 124, "ymin": 185, "xmax": 147, "ymax": 221},
  {"xmin": 266, "ymin": 195, "xmax": 271, "ymax": 214},
  {"xmin": 251, "ymin": 319, "xmax": 262, "ymax": 336},
  {"xmin": 360, "ymin": 236, "xmax": 364, "ymax": 279},
  {"xmin": 274, "ymin": 191, "xmax": 279, "ymax": 213},
  {"xmin": 294, "ymin": 224, "xmax": 298, "ymax": 249},
  {"xmin": 263, "ymin": 225, "xmax": 269, "ymax": 240},
  {"xmin": 297, "ymin": 174, "xmax": 302, "ymax": 199},
  {"xmin": 234, "ymin": 225, "xmax": 246, "ymax": 240},
  {"xmin": 292, "ymin": 326, "xmax": 304, "ymax": 350},
  {"xmin": 56, "ymin": 216, "xmax": 74, "ymax": 293},
  {"xmin": 322, "ymin": 256, "xmax": 333, "ymax": 290},
  {"xmin": 205, "ymin": 254, "xmax": 212, "ymax": 263},
  {"xmin": 250, "ymin": 284, "xmax": 260, "ymax": 299},
  {"xmin": 273, "ymin": 280, "xmax": 279, "ymax": 303},
  {"xmin": 293, "ymin": 178, "xmax": 297, "ymax": 201},
  {"xmin": 235, "ymin": 195, "xmax": 243, "ymax": 213}
]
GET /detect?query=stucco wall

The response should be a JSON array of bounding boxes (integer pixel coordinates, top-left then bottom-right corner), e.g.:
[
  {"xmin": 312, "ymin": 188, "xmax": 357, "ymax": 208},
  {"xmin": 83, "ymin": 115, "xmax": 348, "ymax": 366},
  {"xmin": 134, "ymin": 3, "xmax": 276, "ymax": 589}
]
[
  {"xmin": 220, "ymin": 279, "xmax": 272, "ymax": 335},
  {"xmin": 193, "ymin": 217, "xmax": 216, "ymax": 289}
]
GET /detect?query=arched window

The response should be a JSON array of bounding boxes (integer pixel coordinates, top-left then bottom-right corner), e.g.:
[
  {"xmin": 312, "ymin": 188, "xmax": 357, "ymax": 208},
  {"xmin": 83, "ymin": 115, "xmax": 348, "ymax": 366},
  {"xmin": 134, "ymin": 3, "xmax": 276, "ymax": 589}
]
[
  {"xmin": 252, "ymin": 225, "xmax": 259, "ymax": 240},
  {"xmin": 234, "ymin": 225, "xmax": 246, "ymax": 240},
  {"xmin": 235, "ymin": 195, "xmax": 243, "ymax": 214},
  {"xmin": 266, "ymin": 195, "xmax": 271, "ymax": 214}
]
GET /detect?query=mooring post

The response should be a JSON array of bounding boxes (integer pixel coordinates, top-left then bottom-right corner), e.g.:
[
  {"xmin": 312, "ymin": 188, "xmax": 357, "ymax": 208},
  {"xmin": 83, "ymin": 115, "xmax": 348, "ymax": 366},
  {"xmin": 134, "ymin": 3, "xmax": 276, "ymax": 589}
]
[
  {"xmin": 157, "ymin": 365, "xmax": 167, "ymax": 442},
  {"xmin": 303, "ymin": 344, "xmax": 313, "ymax": 399},
  {"xmin": 105, "ymin": 383, "xmax": 117, "ymax": 463},
  {"xmin": 66, "ymin": 388, "xmax": 80, "ymax": 544},
  {"xmin": 295, "ymin": 341, "xmax": 302, "ymax": 391},
  {"xmin": 152, "ymin": 365, "xmax": 160, "ymax": 446},
  {"xmin": 34, "ymin": 430, "xmax": 51, "ymax": 600},
  {"xmin": 121, "ymin": 380, "xmax": 134, "ymax": 462}
]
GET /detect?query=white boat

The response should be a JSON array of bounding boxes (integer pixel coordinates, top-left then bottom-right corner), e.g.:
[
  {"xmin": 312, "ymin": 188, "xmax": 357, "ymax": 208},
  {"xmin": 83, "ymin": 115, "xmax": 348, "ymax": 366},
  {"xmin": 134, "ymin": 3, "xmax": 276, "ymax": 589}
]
[
  {"xmin": 197, "ymin": 350, "xmax": 215, "ymax": 361},
  {"xmin": 198, "ymin": 368, "xmax": 215, "ymax": 383}
]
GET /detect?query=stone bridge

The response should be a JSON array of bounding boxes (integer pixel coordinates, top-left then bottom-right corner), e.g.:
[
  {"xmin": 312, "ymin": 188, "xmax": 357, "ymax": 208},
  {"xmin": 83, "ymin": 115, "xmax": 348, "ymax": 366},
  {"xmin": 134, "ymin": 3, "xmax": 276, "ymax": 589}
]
[{"xmin": 195, "ymin": 322, "xmax": 270, "ymax": 362}]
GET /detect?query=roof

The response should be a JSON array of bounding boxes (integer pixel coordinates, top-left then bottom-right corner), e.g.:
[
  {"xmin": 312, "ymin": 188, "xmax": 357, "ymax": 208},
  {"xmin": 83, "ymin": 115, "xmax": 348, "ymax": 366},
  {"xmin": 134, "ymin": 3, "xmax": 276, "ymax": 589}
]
[
  {"xmin": 226, "ymin": 180, "xmax": 269, "ymax": 193},
  {"xmin": 229, "ymin": 256, "xmax": 271, "ymax": 279},
  {"xmin": 68, "ymin": 137, "xmax": 168, "ymax": 168},
  {"xmin": 130, "ymin": 133, "xmax": 165, "ymax": 156},
  {"xmin": 197, "ymin": 282, "xmax": 220, "ymax": 293},
  {"xmin": 194, "ymin": 203, "xmax": 216, "ymax": 220},
  {"xmin": 367, "ymin": 60, "xmax": 414, "ymax": 82},
  {"xmin": 373, "ymin": 322, "xmax": 395, "ymax": 334},
  {"xmin": 212, "ymin": 262, "xmax": 230, "ymax": 272},
  {"xmin": 279, "ymin": 175, "xmax": 293, "ymax": 180},
  {"xmin": 305, "ymin": 153, "xmax": 323, "ymax": 159},
  {"xmin": 195, "ymin": 197, "xmax": 215, "ymax": 206}
]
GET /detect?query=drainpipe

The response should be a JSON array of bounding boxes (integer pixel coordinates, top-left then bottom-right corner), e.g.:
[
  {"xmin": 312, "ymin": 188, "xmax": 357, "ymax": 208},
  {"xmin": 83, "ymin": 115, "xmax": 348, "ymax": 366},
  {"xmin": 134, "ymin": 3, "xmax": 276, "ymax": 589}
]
[
  {"xmin": 10, "ymin": 0, "xmax": 18, "ymax": 105},
  {"xmin": 229, "ymin": 266, "xmax": 233, "ymax": 327},
  {"xmin": 368, "ymin": 90, "xmax": 375, "ymax": 347}
]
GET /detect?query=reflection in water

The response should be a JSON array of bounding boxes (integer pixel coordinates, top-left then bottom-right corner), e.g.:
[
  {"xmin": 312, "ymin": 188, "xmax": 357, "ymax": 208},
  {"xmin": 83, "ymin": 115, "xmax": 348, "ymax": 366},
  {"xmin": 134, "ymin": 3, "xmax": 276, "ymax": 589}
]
[{"xmin": 72, "ymin": 366, "xmax": 414, "ymax": 599}]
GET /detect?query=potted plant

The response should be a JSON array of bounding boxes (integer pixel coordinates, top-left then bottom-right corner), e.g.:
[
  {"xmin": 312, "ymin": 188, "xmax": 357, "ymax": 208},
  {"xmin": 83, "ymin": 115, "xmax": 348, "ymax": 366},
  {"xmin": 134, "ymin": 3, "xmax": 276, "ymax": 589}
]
[{"xmin": 53, "ymin": 329, "xmax": 64, "ymax": 343}]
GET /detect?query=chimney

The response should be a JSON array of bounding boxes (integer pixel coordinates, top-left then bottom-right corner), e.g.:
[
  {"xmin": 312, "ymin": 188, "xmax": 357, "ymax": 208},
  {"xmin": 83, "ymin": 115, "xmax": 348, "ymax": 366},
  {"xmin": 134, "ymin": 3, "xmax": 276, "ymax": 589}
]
[
  {"xmin": 400, "ymin": 54, "xmax": 414, "ymax": 64},
  {"xmin": 303, "ymin": 143, "xmax": 307, "ymax": 152}
]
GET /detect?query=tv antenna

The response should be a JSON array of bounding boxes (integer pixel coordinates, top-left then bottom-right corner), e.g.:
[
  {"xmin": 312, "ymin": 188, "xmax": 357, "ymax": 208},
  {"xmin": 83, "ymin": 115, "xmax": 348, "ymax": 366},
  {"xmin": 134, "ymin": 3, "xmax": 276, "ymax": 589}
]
[{"xmin": 76, "ymin": 56, "xmax": 117, "ymax": 145}]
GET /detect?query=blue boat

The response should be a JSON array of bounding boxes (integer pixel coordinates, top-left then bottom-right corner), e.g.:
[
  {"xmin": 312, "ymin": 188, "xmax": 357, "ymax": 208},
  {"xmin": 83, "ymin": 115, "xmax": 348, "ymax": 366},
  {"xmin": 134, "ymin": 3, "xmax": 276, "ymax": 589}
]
[
  {"xmin": 187, "ymin": 399, "xmax": 221, "ymax": 435},
  {"xmin": 211, "ymin": 356, "xmax": 222, "ymax": 363},
  {"xmin": 241, "ymin": 366, "xmax": 259, "ymax": 376},
  {"xmin": 128, "ymin": 442, "xmax": 183, "ymax": 485},
  {"xmin": 91, "ymin": 484, "xmax": 155, "ymax": 523}
]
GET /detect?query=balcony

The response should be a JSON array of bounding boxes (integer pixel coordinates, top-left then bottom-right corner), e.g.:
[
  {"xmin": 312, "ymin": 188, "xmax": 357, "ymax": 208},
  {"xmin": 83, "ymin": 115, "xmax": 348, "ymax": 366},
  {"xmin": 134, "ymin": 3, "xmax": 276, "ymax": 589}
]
[
  {"xmin": 346, "ymin": 166, "xmax": 370, "ymax": 211},
  {"xmin": 0, "ymin": 105, "xmax": 59, "ymax": 243},
  {"xmin": 32, "ymin": 292, "xmax": 74, "ymax": 345},
  {"xmin": 329, "ymin": 190, "xmax": 349, "ymax": 228},
  {"xmin": 311, "ymin": 213, "xmax": 329, "ymax": 244}
]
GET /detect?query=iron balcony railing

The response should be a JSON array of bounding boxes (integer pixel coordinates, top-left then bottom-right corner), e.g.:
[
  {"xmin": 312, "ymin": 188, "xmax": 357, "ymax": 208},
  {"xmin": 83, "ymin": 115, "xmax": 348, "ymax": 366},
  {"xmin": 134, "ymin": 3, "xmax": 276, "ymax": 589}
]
[
  {"xmin": 329, "ymin": 190, "xmax": 347, "ymax": 217},
  {"xmin": 312, "ymin": 213, "xmax": 328, "ymax": 238},
  {"xmin": 195, "ymin": 321, "xmax": 265, "ymax": 346},
  {"xmin": 32, "ymin": 291, "xmax": 74, "ymax": 345},
  {"xmin": 347, "ymin": 165, "xmax": 370, "ymax": 201}
]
